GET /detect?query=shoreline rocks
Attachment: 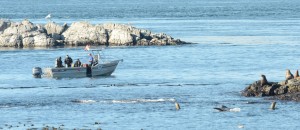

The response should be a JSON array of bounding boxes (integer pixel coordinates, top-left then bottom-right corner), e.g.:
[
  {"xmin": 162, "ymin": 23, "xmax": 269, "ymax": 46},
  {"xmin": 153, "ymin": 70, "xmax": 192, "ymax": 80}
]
[
  {"xmin": 0, "ymin": 19, "xmax": 191, "ymax": 47},
  {"xmin": 242, "ymin": 70, "xmax": 300, "ymax": 101}
]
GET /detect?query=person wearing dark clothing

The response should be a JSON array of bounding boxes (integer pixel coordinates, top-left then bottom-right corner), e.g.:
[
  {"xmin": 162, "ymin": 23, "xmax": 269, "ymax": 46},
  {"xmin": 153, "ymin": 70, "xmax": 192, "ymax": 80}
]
[
  {"xmin": 64, "ymin": 55, "xmax": 73, "ymax": 67},
  {"xmin": 56, "ymin": 57, "xmax": 64, "ymax": 68},
  {"xmin": 88, "ymin": 53, "xmax": 94, "ymax": 67},
  {"xmin": 74, "ymin": 59, "xmax": 81, "ymax": 67}
]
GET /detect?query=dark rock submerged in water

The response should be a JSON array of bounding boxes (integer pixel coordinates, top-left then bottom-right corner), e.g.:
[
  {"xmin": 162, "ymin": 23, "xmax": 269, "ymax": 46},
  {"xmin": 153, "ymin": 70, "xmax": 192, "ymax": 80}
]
[
  {"xmin": 242, "ymin": 73, "xmax": 300, "ymax": 101},
  {"xmin": 0, "ymin": 19, "xmax": 190, "ymax": 47}
]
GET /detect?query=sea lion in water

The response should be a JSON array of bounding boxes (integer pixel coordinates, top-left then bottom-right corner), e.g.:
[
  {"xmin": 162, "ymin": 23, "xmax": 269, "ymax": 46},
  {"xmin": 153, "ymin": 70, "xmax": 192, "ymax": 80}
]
[
  {"xmin": 270, "ymin": 101, "xmax": 276, "ymax": 110},
  {"xmin": 214, "ymin": 105, "xmax": 230, "ymax": 112},
  {"xmin": 260, "ymin": 74, "xmax": 269, "ymax": 86},
  {"xmin": 213, "ymin": 105, "xmax": 241, "ymax": 112},
  {"xmin": 285, "ymin": 69, "xmax": 294, "ymax": 81},
  {"xmin": 175, "ymin": 102, "xmax": 180, "ymax": 110}
]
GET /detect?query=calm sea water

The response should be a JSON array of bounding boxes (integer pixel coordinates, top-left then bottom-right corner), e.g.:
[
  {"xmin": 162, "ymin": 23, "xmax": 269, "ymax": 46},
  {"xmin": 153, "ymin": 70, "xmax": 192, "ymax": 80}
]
[{"xmin": 1, "ymin": 0, "xmax": 300, "ymax": 129}]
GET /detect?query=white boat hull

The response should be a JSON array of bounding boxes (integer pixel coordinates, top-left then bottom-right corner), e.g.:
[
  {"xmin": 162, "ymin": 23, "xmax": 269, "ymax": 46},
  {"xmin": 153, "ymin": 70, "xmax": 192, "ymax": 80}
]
[{"xmin": 43, "ymin": 60, "xmax": 121, "ymax": 78}]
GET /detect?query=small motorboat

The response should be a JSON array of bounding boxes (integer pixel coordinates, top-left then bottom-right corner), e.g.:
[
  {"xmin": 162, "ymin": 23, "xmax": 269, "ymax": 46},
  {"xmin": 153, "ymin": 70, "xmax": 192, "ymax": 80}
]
[{"xmin": 34, "ymin": 49, "xmax": 122, "ymax": 78}]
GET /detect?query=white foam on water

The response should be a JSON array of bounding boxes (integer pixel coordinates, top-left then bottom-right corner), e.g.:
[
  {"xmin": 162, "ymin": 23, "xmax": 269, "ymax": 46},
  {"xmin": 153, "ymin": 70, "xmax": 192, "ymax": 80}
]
[
  {"xmin": 72, "ymin": 99, "xmax": 97, "ymax": 103},
  {"xmin": 238, "ymin": 124, "xmax": 245, "ymax": 129},
  {"xmin": 229, "ymin": 108, "xmax": 241, "ymax": 112},
  {"xmin": 111, "ymin": 98, "xmax": 176, "ymax": 104},
  {"xmin": 0, "ymin": 105, "xmax": 10, "ymax": 108}
]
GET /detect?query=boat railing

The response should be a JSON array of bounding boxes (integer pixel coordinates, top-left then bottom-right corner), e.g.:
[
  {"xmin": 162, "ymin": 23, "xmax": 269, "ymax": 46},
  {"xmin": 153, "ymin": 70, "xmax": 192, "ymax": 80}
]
[
  {"xmin": 91, "ymin": 49, "xmax": 122, "ymax": 63},
  {"xmin": 98, "ymin": 54, "xmax": 122, "ymax": 63}
]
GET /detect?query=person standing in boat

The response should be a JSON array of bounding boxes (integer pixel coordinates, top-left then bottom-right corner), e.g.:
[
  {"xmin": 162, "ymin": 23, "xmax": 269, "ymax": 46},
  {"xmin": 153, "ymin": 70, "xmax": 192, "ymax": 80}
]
[
  {"xmin": 74, "ymin": 59, "xmax": 81, "ymax": 67},
  {"xmin": 56, "ymin": 57, "xmax": 64, "ymax": 68},
  {"xmin": 64, "ymin": 55, "xmax": 73, "ymax": 68},
  {"xmin": 88, "ymin": 53, "xmax": 94, "ymax": 67}
]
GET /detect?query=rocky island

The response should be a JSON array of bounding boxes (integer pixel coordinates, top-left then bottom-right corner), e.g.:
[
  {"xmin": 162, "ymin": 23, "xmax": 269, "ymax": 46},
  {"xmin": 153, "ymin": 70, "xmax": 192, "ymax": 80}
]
[
  {"xmin": 0, "ymin": 19, "xmax": 190, "ymax": 47},
  {"xmin": 242, "ymin": 70, "xmax": 300, "ymax": 101}
]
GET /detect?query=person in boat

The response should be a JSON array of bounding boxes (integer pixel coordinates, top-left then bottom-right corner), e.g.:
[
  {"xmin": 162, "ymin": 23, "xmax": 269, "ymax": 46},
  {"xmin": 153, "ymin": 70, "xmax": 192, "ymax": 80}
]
[
  {"xmin": 55, "ymin": 57, "xmax": 64, "ymax": 68},
  {"xmin": 64, "ymin": 55, "xmax": 73, "ymax": 68},
  {"xmin": 88, "ymin": 53, "xmax": 94, "ymax": 67},
  {"xmin": 74, "ymin": 59, "xmax": 81, "ymax": 67}
]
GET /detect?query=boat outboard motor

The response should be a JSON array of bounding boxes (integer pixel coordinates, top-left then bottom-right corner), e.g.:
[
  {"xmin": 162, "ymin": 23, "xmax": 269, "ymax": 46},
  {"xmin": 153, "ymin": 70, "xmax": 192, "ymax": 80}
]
[{"xmin": 32, "ymin": 67, "xmax": 42, "ymax": 78}]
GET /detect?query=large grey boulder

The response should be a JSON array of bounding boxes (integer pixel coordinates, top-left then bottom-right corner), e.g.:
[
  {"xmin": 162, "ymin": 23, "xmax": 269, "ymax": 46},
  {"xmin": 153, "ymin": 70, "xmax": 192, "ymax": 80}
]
[
  {"xmin": 44, "ymin": 22, "xmax": 67, "ymax": 45},
  {"xmin": 33, "ymin": 33, "xmax": 53, "ymax": 46},
  {"xmin": 103, "ymin": 23, "xmax": 141, "ymax": 37},
  {"xmin": 0, "ymin": 19, "xmax": 54, "ymax": 47},
  {"xmin": 3, "ymin": 20, "xmax": 35, "ymax": 35},
  {"xmin": 0, "ymin": 19, "xmax": 11, "ymax": 33},
  {"xmin": 62, "ymin": 22, "xmax": 108, "ymax": 46},
  {"xmin": 44, "ymin": 22, "xmax": 66, "ymax": 35},
  {"xmin": 108, "ymin": 29, "xmax": 133, "ymax": 46},
  {"xmin": 103, "ymin": 23, "xmax": 137, "ymax": 46},
  {"xmin": 0, "ymin": 34, "xmax": 22, "ymax": 47}
]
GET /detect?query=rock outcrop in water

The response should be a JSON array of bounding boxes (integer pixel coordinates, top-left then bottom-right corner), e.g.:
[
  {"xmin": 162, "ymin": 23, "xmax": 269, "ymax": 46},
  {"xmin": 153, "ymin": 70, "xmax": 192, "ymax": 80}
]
[
  {"xmin": 0, "ymin": 20, "xmax": 54, "ymax": 47},
  {"xmin": 242, "ymin": 70, "xmax": 300, "ymax": 101},
  {"xmin": 0, "ymin": 19, "xmax": 190, "ymax": 47}
]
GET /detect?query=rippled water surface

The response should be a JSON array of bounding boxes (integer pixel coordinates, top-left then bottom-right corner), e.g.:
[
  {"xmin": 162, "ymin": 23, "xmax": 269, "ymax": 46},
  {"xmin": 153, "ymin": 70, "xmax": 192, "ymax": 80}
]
[
  {"xmin": 1, "ymin": 0, "xmax": 300, "ymax": 129},
  {"xmin": 1, "ymin": 44, "xmax": 300, "ymax": 129}
]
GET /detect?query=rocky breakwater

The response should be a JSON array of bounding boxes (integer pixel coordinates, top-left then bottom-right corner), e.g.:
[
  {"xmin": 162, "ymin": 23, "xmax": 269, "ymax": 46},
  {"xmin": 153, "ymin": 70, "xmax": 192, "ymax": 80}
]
[
  {"xmin": 0, "ymin": 19, "xmax": 190, "ymax": 47},
  {"xmin": 242, "ymin": 70, "xmax": 300, "ymax": 101}
]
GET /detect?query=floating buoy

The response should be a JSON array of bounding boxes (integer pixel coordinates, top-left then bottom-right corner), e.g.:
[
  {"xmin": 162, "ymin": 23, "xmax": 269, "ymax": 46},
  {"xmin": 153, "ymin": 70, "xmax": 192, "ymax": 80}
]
[
  {"xmin": 175, "ymin": 102, "xmax": 180, "ymax": 110},
  {"xmin": 270, "ymin": 101, "xmax": 276, "ymax": 110}
]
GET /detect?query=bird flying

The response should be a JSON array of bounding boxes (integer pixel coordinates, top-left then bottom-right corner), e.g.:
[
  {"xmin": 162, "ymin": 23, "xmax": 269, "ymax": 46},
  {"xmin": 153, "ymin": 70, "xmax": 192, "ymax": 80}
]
[{"xmin": 45, "ymin": 14, "xmax": 51, "ymax": 19}]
